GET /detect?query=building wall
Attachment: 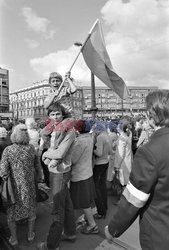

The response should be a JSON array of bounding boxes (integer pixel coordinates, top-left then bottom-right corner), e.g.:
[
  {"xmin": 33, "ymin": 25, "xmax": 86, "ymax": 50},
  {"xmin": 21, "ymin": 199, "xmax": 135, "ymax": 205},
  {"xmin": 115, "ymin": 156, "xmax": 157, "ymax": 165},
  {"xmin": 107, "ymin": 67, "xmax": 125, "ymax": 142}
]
[
  {"xmin": 0, "ymin": 68, "xmax": 9, "ymax": 114},
  {"xmin": 10, "ymin": 81, "xmax": 159, "ymax": 120},
  {"xmin": 82, "ymin": 85, "xmax": 158, "ymax": 118}
]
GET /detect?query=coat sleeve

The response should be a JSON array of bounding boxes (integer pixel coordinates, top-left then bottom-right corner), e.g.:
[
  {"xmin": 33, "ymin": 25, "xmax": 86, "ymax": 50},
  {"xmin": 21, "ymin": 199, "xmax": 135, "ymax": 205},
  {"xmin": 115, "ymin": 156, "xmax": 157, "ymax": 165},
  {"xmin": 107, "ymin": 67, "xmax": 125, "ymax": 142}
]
[
  {"xmin": 137, "ymin": 130, "xmax": 147, "ymax": 148},
  {"xmin": 116, "ymin": 136, "xmax": 127, "ymax": 168},
  {"xmin": 43, "ymin": 130, "xmax": 75, "ymax": 160},
  {"xmin": 94, "ymin": 135, "xmax": 103, "ymax": 157},
  {"xmin": 64, "ymin": 79, "xmax": 77, "ymax": 94},
  {"xmin": 107, "ymin": 146, "xmax": 158, "ymax": 237},
  {"xmin": 0, "ymin": 147, "xmax": 10, "ymax": 178}
]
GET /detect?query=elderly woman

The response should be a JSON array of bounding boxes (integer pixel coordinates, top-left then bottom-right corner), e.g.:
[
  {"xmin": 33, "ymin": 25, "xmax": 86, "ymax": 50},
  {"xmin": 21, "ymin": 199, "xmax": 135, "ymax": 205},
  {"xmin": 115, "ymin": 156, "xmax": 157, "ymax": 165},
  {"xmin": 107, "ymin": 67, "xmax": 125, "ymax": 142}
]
[{"xmin": 0, "ymin": 124, "xmax": 37, "ymax": 246}]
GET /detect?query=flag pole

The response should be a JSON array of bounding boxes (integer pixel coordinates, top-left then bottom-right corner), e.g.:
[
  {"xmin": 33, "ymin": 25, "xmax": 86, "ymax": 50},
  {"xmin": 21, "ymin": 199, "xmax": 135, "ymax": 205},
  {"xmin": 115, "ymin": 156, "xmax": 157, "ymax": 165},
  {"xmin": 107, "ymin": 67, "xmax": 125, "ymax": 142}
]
[
  {"xmin": 90, "ymin": 72, "xmax": 98, "ymax": 119},
  {"xmin": 57, "ymin": 19, "xmax": 99, "ymax": 95}
]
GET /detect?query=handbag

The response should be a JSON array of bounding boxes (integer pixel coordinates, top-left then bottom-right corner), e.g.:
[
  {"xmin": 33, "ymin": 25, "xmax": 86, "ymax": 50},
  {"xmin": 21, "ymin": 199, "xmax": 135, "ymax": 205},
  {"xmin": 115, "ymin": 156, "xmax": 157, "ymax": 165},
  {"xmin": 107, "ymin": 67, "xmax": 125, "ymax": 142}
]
[
  {"xmin": 1, "ymin": 176, "xmax": 15, "ymax": 206},
  {"xmin": 36, "ymin": 183, "xmax": 49, "ymax": 202},
  {"xmin": 36, "ymin": 188, "xmax": 49, "ymax": 202},
  {"xmin": 111, "ymin": 169, "xmax": 122, "ymax": 199}
]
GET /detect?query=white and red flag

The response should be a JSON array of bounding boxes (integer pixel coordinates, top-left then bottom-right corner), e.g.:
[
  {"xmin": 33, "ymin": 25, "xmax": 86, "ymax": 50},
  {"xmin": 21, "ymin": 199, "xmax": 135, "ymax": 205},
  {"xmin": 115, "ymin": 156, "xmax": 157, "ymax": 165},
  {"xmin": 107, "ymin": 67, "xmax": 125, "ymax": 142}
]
[{"xmin": 81, "ymin": 19, "xmax": 129, "ymax": 100}]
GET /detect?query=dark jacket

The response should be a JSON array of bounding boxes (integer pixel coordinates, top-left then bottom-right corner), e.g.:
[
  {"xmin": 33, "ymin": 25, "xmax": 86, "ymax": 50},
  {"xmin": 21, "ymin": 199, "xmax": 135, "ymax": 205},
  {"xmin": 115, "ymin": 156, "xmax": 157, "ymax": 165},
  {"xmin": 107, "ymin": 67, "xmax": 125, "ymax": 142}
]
[
  {"xmin": 108, "ymin": 127, "xmax": 169, "ymax": 250},
  {"xmin": 0, "ymin": 138, "xmax": 11, "ymax": 160}
]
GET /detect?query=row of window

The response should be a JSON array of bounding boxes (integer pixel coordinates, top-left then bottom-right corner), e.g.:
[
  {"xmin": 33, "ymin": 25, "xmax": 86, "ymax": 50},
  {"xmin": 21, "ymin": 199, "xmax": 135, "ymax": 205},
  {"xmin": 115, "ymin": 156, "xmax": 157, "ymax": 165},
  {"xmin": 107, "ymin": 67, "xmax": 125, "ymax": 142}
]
[
  {"xmin": 10, "ymin": 86, "xmax": 151, "ymax": 104},
  {"xmin": 18, "ymin": 108, "xmax": 45, "ymax": 116},
  {"xmin": 83, "ymin": 90, "xmax": 148, "ymax": 99},
  {"xmin": 0, "ymin": 97, "xmax": 8, "ymax": 104},
  {"xmin": 11, "ymin": 88, "xmax": 50, "ymax": 101}
]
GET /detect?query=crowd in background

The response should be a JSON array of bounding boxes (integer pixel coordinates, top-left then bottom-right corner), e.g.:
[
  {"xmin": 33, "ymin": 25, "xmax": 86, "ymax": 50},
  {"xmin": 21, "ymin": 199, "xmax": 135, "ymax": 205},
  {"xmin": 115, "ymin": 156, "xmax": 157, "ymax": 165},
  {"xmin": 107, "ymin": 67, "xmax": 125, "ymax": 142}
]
[
  {"xmin": 1, "ymin": 70, "xmax": 167, "ymax": 250},
  {"xmin": 0, "ymin": 112, "xmax": 155, "ymax": 248}
]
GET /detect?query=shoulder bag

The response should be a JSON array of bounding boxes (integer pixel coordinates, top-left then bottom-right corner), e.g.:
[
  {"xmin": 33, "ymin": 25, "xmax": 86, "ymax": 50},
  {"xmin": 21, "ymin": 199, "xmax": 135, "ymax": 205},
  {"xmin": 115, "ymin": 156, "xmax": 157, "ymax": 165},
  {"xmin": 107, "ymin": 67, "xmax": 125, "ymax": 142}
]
[
  {"xmin": 1, "ymin": 175, "xmax": 15, "ymax": 206},
  {"xmin": 111, "ymin": 169, "xmax": 122, "ymax": 199}
]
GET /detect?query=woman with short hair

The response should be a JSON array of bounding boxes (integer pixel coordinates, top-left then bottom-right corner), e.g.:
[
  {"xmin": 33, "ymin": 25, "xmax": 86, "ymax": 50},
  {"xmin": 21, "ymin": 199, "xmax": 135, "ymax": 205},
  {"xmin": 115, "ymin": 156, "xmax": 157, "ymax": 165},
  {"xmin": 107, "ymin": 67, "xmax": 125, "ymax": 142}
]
[
  {"xmin": 0, "ymin": 124, "xmax": 37, "ymax": 246},
  {"xmin": 70, "ymin": 120, "xmax": 98, "ymax": 235}
]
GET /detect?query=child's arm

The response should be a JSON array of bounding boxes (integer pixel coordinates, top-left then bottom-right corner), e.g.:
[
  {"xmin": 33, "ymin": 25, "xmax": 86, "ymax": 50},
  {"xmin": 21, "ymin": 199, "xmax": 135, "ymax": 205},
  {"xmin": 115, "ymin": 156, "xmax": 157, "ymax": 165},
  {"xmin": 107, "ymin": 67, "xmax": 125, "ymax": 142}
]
[{"xmin": 65, "ymin": 72, "xmax": 77, "ymax": 94}]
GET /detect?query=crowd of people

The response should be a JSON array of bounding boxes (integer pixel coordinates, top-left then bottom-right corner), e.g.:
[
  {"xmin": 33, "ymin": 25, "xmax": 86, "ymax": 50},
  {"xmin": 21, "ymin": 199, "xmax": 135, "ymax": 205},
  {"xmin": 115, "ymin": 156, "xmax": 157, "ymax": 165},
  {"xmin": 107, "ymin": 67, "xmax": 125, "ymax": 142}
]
[{"xmin": 0, "ymin": 70, "xmax": 169, "ymax": 250}]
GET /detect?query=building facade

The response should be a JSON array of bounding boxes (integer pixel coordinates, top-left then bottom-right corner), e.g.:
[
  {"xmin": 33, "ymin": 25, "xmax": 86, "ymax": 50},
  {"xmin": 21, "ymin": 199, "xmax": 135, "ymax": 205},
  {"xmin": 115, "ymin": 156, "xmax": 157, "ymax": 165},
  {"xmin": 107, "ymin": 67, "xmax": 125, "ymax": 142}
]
[
  {"xmin": 10, "ymin": 80, "xmax": 83, "ymax": 120},
  {"xmin": 0, "ymin": 68, "xmax": 11, "ymax": 119},
  {"xmin": 81, "ymin": 85, "xmax": 158, "ymax": 118},
  {"xmin": 10, "ymin": 81, "xmax": 159, "ymax": 121}
]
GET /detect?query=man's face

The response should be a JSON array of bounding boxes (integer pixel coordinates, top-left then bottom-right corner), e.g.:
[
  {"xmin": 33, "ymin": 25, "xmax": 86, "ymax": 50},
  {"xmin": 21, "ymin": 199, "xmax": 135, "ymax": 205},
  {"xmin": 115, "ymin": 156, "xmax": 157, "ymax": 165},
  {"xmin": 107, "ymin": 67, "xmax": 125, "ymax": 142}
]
[
  {"xmin": 49, "ymin": 110, "xmax": 63, "ymax": 122},
  {"xmin": 50, "ymin": 77, "xmax": 62, "ymax": 90}
]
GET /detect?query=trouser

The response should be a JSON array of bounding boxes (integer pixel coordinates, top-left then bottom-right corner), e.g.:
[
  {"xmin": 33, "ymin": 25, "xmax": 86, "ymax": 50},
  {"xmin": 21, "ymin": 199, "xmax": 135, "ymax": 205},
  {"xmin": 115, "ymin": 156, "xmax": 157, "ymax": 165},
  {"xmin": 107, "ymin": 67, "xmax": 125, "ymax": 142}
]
[
  {"xmin": 40, "ymin": 149, "xmax": 50, "ymax": 187},
  {"xmin": 47, "ymin": 185, "xmax": 76, "ymax": 250},
  {"xmin": 93, "ymin": 163, "xmax": 109, "ymax": 216}
]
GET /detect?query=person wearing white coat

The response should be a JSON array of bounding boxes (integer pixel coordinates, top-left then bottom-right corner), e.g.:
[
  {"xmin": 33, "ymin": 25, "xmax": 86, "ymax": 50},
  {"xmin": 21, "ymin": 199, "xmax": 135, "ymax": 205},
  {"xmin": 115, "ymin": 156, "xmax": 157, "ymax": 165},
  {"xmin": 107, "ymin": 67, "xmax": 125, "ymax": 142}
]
[{"xmin": 114, "ymin": 119, "xmax": 133, "ymax": 187}]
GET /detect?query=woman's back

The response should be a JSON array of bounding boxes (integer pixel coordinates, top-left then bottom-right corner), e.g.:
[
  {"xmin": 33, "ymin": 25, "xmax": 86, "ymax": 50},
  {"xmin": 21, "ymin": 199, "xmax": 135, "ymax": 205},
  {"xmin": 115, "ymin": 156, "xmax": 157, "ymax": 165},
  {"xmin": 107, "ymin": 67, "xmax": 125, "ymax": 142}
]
[{"xmin": 71, "ymin": 133, "xmax": 93, "ymax": 182}]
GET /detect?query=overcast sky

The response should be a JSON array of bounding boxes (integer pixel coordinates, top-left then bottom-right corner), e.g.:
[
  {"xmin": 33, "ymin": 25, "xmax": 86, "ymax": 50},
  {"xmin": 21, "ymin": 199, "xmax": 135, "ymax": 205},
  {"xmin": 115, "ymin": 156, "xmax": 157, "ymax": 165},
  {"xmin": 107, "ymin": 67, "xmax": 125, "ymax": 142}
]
[{"xmin": 1, "ymin": 0, "xmax": 169, "ymax": 92}]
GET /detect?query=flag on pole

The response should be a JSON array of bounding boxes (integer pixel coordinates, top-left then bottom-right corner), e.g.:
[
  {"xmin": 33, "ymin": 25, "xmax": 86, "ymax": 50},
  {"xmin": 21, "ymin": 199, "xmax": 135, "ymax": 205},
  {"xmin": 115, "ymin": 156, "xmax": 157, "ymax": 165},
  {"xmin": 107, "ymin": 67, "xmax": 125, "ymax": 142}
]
[{"xmin": 81, "ymin": 19, "xmax": 129, "ymax": 100}]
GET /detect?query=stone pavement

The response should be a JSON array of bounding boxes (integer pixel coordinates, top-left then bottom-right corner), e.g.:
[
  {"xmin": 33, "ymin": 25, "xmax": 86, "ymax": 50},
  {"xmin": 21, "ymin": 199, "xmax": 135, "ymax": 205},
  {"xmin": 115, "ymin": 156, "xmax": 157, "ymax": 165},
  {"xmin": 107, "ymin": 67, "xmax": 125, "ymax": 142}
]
[{"xmin": 1, "ymin": 190, "xmax": 141, "ymax": 250}]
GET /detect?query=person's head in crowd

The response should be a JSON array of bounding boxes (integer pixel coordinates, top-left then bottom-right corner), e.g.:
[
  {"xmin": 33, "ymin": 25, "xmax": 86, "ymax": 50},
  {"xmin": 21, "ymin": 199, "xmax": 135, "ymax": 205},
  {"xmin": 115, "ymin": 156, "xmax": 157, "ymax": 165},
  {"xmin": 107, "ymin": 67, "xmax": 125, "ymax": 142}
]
[
  {"xmin": 142, "ymin": 119, "xmax": 150, "ymax": 131},
  {"xmin": 46, "ymin": 103, "xmax": 68, "ymax": 128},
  {"xmin": 47, "ymin": 103, "xmax": 69, "ymax": 122},
  {"xmin": 117, "ymin": 118, "xmax": 132, "ymax": 136},
  {"xmin": 11, "ymin": 124, "xmax": 29, "ymax": 145},
  {"xmin": 90, "ymin": 121, "xmax": 107, "ymax": 136},
  {"xmin": 0, "ymin": 127, "xmax": 8, "ymax": 140},
  {"xmin": 5, "ymin": 122, "xmax": 14, "ymax": 132},
  {"xmin": 25, "ymin": 117, "xmax": 37, "ymax": 130},
  {"xmin": 48, "ymin": 72, "xmax": 63, "ymax": 91},
  {"xmin": 109, "ymin": 120, "xmax": 119, "ymax": 133},
  {"xmin": 146, "ymin": 90, "xmax": 169, "ymax": 129},
  {"xmin": 74, "ymin": 120, "xmax": 91, "ymax": 134},
  {"xmin": 135, "ymin": 117, "xmax": 144, "ymax": 131},
  {"xmin": 38, "ymin": 119, "xmax": 46, "ymax": 130}
]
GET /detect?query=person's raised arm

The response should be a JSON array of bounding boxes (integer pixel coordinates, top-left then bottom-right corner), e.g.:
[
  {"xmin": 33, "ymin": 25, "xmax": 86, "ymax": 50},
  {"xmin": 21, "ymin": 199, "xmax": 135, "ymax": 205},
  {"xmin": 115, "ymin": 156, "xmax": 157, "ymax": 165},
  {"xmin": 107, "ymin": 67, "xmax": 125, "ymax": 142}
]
[{"xmin": 65, "ymin": 72, "xmax": 77, "ymax": 94}]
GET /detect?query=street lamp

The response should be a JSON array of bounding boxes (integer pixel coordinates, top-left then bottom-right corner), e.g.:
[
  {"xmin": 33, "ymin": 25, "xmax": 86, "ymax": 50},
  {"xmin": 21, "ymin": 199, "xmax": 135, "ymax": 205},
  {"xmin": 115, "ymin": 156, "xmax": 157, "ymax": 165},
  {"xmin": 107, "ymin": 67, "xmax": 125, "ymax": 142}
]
[
  {"xmin": 98, "ymin": 94, "xmax": 103, "ymax": 119},
  {"xmin": 74, "ymin": 42, "xmax": 83, "ymax": 47},
  {"xmin": 12, "ymin": 92, "xmax": 19, "ymax": 121},
  {"xmin": 121, "ymin": 98, "xmax": 124, "ymax": 117}
]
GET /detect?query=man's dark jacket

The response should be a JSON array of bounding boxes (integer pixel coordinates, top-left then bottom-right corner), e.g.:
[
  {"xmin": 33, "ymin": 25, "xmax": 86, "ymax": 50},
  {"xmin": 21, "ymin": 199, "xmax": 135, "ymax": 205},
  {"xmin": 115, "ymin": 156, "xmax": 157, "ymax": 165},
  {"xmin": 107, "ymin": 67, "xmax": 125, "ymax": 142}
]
[{"xmin": 108, "ymin": 127, "xmax": 169, "ymax": 250}]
